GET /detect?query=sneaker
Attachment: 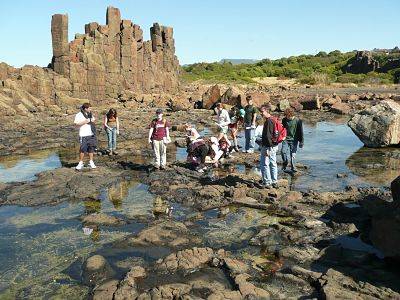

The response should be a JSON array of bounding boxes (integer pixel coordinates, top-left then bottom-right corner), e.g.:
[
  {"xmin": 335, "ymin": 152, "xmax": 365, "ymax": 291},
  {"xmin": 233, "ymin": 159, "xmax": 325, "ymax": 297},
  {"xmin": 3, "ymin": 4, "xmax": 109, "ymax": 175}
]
[
  {"xmin": 234, "ymin": 146, "xmax": 240, "ymax": 152},
  {"xmin": 247, "ymin": 150, "xmax": 254, "ymax": 153},
  {"xmin": 263, "ymin": 183, "xmax": 272, "ymax": 189},
  {"xmin": 112, "ymin": 151, "xmax": 118, "ymax": 155},
  {"xmin": 75, "ymin": 161, "xmax": 84, "ymax": 170},
  {"xmin": 197, "ymin": 168, "xmax": 204, "ymax": 173},
  {"xmin": 160, "ymin": 165, "xmax": 166, "ymax": 170},
  {"xmin": 272, "ymin": 183, "xmax": 279, "ymax": 188},
  {"xmin": 292, "ymin": 168, "xmax": 298, "ymax": 173},
  {"xmin": 89, "ymin": 160, "xmax": 97, "ymax": 169},
  {"xmin": 242, "ymin": 149, "xmax": 248, "ymax": 153}
]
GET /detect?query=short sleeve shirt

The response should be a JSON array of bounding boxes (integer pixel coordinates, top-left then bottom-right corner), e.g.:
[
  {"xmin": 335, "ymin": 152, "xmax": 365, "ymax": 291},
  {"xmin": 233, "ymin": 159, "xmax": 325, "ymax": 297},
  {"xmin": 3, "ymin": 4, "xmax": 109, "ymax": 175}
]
[
  {"xmin": 244, "ymin": 105, "xmax": 257, "ymax": 125},
  {"xmin": 74, "ymin": 112, "xmax": 93, "ymax": 137},
  {"xmin": 150, "ymin": 119, "xmax": 170, "ymax": 141}
]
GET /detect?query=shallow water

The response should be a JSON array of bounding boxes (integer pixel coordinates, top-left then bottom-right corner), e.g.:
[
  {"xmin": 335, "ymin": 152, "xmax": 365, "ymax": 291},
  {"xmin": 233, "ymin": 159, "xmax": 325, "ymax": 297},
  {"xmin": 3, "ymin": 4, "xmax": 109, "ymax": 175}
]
[
  {"xmin": 0, "ymin": 118, "xmax": 399, "ymax": 297},
  {"xmin": 185, "ymin": 120, "xmax": 399, "ymax": 191},
  {"xmin": 0, "ymin": 181, "xmax": 154, "ymax": 297}
]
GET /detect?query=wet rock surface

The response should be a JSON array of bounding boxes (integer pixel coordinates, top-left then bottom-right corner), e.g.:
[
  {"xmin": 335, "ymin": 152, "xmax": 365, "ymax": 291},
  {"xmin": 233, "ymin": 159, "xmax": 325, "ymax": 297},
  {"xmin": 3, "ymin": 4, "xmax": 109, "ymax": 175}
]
[{"xmin": 0, "ymin": 108, "xmax": 400, "ymax": 299}]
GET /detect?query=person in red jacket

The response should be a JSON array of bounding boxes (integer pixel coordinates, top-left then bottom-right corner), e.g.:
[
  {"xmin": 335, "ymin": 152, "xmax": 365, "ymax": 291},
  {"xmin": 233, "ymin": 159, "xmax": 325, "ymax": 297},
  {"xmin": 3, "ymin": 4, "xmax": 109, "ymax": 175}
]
[{"xmin": 259, "ymin": 105, "xmax": 282, "ymax": 188}]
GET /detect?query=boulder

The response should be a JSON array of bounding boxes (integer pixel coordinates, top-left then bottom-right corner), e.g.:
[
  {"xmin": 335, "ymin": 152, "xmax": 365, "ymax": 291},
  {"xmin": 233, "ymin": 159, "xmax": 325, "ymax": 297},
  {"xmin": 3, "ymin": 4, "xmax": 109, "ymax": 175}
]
[
  {"xmin": 301, "ymin": 96, "xmax": 321, "ymax": 110},
  {"xmin": 348, "ymin": 100, "xmax": 400, "ymax": 147},
  {"xmin": 245, "ymin": 91, "xmax": 270, "ymax": 107},
  {"xmin": 81, "ymin": 213, "xmax": 126, "ymax": 226},
  {"xmin": 220, "ymin": 86, "xmax": 244, "ymax": 107},
  {"xmin": 322, "ymin": 96, "xmax": 341, "ymax": 108},
  {"xmin": 369, "ymin": 208, "xmax": 400, "ymax": 261},
  {"xmin": 290, "ymin": 100, "xmax": 303, "ymax": 111},
  {"xmin": 392, "ymin": 175, "xmax": 400, "ymax": 204},
  {"xmin": 330, "ymin": 102, "xmax": 350, "ymax": 115},
  {"xmin": 202, "ymin": 85, "xmax": 221, "ymax": 109},
  {"xmin": 278, "ymin": 99, "xmax": 290, "ymax": 112},
  {"xmin": 83, "ymin": 255, "xmax": 115, "ymax": 286},
  {"xmin": 347, "ymin": 94, "xmax": 360, "ymax": 102}
]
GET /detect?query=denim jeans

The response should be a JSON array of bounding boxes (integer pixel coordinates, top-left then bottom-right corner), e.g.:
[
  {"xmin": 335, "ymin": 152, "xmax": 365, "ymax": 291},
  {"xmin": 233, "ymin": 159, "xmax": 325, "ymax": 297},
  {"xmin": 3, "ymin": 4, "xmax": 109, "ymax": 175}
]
[
  {"xmin": 244, "ymin": 126, "xmax": 255, "ymax": 151},
  {"xmin": 260, "ymin": 145, "xmax": 278, "ymax": 185},
  {"xmin": 281, "ymin": 140, "xmax": 298, "ymax": 170},
  {"xmin": 106, "ymin": 127, "xmax": 117, "ymax": 150}
]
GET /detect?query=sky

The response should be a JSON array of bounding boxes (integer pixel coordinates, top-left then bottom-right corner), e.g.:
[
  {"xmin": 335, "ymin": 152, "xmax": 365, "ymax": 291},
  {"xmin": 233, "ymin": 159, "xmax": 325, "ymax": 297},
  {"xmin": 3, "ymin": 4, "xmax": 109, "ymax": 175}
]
[{"xmin": 0, "ymin": 0, "xmax": 399, "ymax": 67}]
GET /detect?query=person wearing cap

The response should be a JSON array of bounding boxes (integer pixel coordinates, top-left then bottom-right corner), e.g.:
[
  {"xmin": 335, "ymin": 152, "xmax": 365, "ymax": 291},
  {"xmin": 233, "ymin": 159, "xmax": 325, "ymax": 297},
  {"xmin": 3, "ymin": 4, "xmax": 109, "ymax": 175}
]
[
  {"xmin": 243, "ymin": 95, "xmax": 258, "ymax": 153},
  {"xmin": 215, "ymin": 103, "xmax": 231, "ymax": 141},
  {"xmin": 148, "ymin": 109, "xmax": 171, "ymax": 170}
]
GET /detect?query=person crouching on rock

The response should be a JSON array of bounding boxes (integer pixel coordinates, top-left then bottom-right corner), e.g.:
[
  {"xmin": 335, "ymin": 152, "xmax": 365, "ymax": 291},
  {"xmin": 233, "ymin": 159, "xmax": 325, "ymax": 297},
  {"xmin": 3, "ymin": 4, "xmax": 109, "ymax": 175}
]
[
  {"xmin": 219, "ymin": 136, "xmax": 232, "ymax": 158},
  {"xmin": 148, "ymin": 109, "xmax": 171, "ymax": 170},
  {"xmin": 103, "ymin": 108, "xmax": 119, "ymax": 155},
  {"xmin": 74, "ymin": 103, "xmax": 97, "ymax": 170},
  {"xmin": 187, "ymin": 137, "xmax": 224, "ymax": 173},
  {"xmin": 281, "ymin": 108, "xmax": 304, "ymax": 173}
]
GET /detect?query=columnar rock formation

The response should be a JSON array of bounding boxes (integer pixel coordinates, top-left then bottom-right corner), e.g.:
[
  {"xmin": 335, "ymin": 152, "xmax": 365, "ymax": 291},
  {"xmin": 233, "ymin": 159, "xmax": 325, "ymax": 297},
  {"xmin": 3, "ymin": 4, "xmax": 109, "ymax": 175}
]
[
  {"xmin": 0, "ymin": 6, "xmax": 180, "ymax": 115},
  {"xmin": 51, "ymin": 6, "xmax": 180, "ymax": 101}
]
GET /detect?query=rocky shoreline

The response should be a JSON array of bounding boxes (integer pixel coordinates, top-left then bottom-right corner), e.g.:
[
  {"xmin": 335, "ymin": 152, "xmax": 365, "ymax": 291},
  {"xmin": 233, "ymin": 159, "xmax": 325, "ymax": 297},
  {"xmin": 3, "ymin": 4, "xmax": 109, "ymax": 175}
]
[{"xmin": 0, "ymin": 104, "xmax": 399, "ymax": 299}]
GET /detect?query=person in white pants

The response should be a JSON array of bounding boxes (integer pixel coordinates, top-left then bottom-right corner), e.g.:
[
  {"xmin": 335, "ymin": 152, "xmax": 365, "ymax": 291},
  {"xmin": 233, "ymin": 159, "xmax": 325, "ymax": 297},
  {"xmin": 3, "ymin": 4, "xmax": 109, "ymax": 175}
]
[{"xmin": 148, "ymin": 109, "xmax": 171, "ymax": 170}]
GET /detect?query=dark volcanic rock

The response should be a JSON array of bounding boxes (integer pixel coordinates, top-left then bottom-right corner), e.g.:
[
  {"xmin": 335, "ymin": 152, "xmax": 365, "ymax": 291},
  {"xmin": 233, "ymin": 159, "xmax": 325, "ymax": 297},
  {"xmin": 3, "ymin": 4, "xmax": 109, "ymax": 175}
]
[{"xmin": 343, "ymin": 51, "xmax": 379, "ymax": 74}]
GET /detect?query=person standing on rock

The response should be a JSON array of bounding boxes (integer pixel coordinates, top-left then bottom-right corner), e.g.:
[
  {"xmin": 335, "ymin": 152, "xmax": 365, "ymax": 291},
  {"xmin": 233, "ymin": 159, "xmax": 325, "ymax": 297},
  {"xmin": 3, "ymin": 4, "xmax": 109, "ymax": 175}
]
[
  {"xmin": 228, "ymin": 106, "xmax": 245, "ymax": 152},
  {"xmin": 148, "ymin": 109, "xmax": 171, "ymax": 170},
  {"xmin": 215, "ymin": 103, "xmax": 231, "ymax": 141},
  {"xmin": 259, "ymin": 105, "xmax": 286, "ymax": 188},
  {"xmin": 74, "ymin": 103, "xmax": 97, "ymax": 170},
  {"xmin": 243, "ymin": 95, "xmax": 258, "ymax": 153},
  {"xmin": 281, "ymin": 108, "xmax": 304, "ymax": 173},
  {"xmin": 103, "ymin": 108, "xmax": 120, "ymax": 155}
]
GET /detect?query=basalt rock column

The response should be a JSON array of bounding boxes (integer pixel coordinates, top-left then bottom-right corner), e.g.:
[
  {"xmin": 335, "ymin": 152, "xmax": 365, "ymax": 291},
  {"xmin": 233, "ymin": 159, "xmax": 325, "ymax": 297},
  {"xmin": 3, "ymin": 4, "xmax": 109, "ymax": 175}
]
[
  {"xmin": 51, "ymin": 14, "xmax": 70, "ymax": 76},
  {"xmin": 50, "ymin": 6, "xmax": 180, "ymax": 102}
]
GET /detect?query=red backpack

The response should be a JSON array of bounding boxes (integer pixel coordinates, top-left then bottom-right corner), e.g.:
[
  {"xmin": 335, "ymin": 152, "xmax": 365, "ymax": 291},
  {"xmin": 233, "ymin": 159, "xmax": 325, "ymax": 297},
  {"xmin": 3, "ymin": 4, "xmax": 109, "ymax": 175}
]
[{"xmin": 271, "ymin": 117, "xmax": 287, "ymax": 144}]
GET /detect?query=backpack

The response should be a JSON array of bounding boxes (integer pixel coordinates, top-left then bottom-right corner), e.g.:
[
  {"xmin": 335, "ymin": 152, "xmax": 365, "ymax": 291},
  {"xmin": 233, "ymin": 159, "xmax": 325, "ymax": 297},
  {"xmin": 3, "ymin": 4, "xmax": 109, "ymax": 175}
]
[{"xmin": 271, "ymin": 117, "xmax": 287, "ymax": 144}]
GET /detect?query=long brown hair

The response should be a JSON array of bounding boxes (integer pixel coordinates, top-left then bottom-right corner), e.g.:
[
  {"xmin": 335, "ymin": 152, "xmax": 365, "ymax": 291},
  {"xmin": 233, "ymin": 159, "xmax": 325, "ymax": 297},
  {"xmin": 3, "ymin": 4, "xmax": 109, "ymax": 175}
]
[{"xmin": 106, "ymin": 108, "xmax": 117, "ymax": 120}]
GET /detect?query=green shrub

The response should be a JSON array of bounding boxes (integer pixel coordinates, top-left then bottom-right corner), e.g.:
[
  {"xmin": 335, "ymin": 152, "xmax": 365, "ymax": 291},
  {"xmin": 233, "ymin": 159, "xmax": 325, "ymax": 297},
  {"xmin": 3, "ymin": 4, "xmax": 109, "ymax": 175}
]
[{"xmin": 181, "ymin": 50, "xmax": 398, "ymax": 84}]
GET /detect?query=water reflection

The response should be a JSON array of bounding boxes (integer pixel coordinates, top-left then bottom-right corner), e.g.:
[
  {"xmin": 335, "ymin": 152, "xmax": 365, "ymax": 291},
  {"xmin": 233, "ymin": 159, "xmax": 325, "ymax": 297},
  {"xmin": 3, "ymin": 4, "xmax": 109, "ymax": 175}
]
[
  {"xmin": 0, "ymin": 148, "xmax": 77, "ymax": 183},
  {"xmin": 346, "ymin": 146, "xmax": 400, "ymax": 186},
  {"xmin": 0, "ymin": 180, "xmax": 153, "ymax": 297}
]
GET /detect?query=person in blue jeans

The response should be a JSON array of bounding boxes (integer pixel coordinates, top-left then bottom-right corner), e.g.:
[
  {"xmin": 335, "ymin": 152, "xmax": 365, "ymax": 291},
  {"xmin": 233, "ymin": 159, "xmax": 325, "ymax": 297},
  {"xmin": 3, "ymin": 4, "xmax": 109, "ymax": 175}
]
[
  {"xmin": 103, "ymin": 108, "xmax": 120, "ymax": 155},
  {"xmin": 281, "ymin": 108, "xmax": 304, "ymax": 173},
  {"xmin": 243, "ymin": 95, "xmax": 258, "ymax": 153},
  {"xmin": 259, "ymin": 105, "xmax": 280, "ymax": 188}
]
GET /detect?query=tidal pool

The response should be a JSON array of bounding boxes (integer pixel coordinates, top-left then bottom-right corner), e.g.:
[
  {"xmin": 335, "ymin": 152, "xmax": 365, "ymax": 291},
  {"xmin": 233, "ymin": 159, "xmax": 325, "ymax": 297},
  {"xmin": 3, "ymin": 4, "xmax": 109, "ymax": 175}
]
[
  {"xmin": 184, "ymin": 120, "xmax": 399, "ymax": 191},
  {"xmin": 0, "ymin": 181, "xmax": 154, "ymax": 298},
  {"xmin": 0, "ymin": 118, "xmax": 399, "ymax": 298}
]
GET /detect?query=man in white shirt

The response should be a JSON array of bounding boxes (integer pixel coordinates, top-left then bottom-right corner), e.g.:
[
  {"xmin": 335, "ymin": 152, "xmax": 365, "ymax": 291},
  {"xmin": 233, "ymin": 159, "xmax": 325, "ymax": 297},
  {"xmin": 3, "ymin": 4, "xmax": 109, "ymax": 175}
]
[{"xmin": 74, "ymin": 103, "xmax": 97, "ymax": 170}]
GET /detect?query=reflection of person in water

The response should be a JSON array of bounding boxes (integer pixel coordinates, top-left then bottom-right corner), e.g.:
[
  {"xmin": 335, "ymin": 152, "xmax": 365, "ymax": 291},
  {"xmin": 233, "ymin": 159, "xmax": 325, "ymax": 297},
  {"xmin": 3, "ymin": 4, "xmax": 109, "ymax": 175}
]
[
  {"xmin": 82, "ymin": 198, "xmax": 102, "ymax": 242},
  {"xmin": 107, "ymin": 181, "xmax": 130, "ymax": 210}
]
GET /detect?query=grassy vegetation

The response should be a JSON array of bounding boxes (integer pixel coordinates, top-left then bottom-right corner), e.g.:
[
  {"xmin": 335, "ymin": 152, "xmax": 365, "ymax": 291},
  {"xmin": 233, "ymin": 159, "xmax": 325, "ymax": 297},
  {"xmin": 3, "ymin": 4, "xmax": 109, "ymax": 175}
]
[{"xmin": 181, "ymin": 50, "xmax": 400, "ymax": 85}]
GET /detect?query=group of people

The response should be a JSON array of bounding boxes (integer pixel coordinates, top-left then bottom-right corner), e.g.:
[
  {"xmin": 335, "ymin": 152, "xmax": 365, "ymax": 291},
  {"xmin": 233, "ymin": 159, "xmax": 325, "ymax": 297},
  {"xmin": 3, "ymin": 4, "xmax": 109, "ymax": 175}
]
[
  {"xmin": 74, "ymin": 103, "xmax": 120, "ymax": 170},
  {"xmin": 74, "ymin": 97, "xmax": 304, "ymax": 188}
]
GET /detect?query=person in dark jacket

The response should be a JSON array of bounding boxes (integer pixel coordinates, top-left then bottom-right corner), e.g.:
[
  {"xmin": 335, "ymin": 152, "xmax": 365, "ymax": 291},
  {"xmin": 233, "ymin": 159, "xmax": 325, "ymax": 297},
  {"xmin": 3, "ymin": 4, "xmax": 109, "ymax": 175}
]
[
  {"xmin": 259, "ymin": 105, "xmax": 280, "ymax": 188},
  {"xmin": 281, "ymin": 108, "xmax": 304, "ymax": 173}
]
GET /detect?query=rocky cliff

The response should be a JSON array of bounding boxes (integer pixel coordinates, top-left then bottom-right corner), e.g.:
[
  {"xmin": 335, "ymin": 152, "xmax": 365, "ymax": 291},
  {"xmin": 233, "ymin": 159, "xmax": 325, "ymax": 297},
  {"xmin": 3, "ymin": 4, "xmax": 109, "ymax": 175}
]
[{"xmin": 0, "ymin": 6, "xmax": 180, "ymax": 115}]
